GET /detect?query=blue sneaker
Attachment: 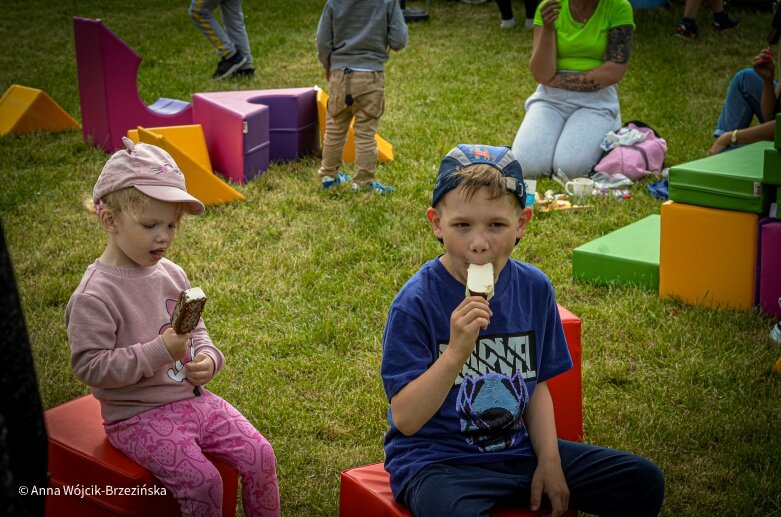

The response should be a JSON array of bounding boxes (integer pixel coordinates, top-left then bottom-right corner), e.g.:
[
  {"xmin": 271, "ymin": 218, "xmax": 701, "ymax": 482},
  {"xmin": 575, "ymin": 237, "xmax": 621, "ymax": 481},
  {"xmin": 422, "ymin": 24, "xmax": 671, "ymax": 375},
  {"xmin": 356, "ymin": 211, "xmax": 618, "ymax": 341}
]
[
  {"xmin": 771, "ymin": 321, "xmax": 781, "ymax": 345},
  {"xmin": 322, "ymin": 172, "xmax": 351, "ymax": 189},
  {"xmin": 352, "ymin": 181, "xmax": 396, "ymax": 195}
]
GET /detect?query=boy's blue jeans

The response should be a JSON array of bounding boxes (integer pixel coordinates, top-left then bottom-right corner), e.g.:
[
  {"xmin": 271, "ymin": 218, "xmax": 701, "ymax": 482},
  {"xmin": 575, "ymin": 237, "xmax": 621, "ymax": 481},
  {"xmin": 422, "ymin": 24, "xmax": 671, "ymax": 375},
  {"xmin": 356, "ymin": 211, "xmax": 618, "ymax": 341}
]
[
  {"xmin": 400, "ymin": 439, "xmax": 664, "ymax": 517},
  {"xmin": 714, "ymin": 68, "xmax": 776, "ymax": 137}
]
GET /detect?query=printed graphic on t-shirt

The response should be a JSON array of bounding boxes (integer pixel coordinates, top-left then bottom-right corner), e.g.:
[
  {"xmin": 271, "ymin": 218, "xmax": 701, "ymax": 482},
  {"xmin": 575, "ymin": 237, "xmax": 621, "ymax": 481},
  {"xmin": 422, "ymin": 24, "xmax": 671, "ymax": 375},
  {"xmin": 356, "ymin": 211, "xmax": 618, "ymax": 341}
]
[
  {"xmin": 437, "ymin": 331, "xmax": 538, "ymax": 386},
  {"xmin": 456, "ymin": 371, "xmax": 528, "ymax": 452},
  {"xmin": 438, "ymin": 332, "xmax": 536, "ymax": 453}
]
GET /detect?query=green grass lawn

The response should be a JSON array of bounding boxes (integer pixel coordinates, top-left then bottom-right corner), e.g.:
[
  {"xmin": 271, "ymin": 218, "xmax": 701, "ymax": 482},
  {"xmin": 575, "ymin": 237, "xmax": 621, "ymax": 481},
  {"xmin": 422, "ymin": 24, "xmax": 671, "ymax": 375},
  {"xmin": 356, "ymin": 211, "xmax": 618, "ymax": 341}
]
[{"xmin": 2, "ymin": 0, "xmax": 781, "ymax": 515}]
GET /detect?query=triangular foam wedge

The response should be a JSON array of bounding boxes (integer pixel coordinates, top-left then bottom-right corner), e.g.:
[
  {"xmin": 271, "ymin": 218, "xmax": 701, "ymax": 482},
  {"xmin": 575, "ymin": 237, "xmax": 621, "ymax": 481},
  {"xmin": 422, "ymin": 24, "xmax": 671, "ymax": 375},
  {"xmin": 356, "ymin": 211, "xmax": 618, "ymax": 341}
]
[
  {"xmin": 128, "ymin": 125, "xmax": 212, "ymax": 172},
  {"xmin": 0, "ymin": 84, "xmax": 80, "ymax": 136},
  {"xmin": 315, "ymin": 86, "xmax": 393, "ymax": 163},
  {"xmin": 136, "ymin": 126, "xmax": 245, "ymax": 206}
]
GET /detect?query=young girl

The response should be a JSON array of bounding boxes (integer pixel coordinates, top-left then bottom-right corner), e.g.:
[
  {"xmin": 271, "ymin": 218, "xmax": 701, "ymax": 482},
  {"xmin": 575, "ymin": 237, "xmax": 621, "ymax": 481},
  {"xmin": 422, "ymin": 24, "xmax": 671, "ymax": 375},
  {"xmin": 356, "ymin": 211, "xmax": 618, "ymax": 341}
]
[{"xmin": 65, "ymin": 138, "xmax": 280, "ymax": 516}]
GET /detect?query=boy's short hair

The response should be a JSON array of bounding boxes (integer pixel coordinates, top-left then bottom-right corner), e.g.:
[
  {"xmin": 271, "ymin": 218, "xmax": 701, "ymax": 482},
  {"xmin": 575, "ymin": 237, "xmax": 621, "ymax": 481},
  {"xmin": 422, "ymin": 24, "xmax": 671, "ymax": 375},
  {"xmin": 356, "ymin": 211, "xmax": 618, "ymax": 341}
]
[
  {"xmin": 432, "ymin": 145, "xmax": 526, "ymax": 209},
  {"xmin": 93, "ymin": 137, "xmax": 204, "ymax": 216}
]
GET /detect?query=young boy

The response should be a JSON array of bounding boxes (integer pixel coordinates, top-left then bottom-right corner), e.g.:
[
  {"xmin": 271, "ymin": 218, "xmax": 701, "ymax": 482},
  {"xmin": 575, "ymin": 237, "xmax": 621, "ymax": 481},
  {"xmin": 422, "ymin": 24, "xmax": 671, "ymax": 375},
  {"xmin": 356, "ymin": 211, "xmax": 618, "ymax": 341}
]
[
  {"xmin": 381, "ymin": 144, "xmax": 665, "ymax": 517},
  {"xmin": 315, "ymin": 0, "xmax": 408, "ymax": 195}
]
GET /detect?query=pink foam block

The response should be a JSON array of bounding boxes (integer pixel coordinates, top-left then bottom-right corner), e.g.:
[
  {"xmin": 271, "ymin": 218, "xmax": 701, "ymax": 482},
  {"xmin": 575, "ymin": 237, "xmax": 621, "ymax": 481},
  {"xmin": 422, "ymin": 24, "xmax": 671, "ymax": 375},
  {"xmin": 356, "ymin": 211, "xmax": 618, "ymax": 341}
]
[
  {"xmin": 192, "ymin": 93, "xmax": 271, "ymax": 184},
  {"xmin": 73, "ymin": 17, "xmax": 192, "ymax": 152},
  {"xmin": 757, "ymin": 218, "xmax": 781, "ymax": 317},
  {"xmin": 193, "ymin": 88, "xmax": 316, "ymax": 165}
]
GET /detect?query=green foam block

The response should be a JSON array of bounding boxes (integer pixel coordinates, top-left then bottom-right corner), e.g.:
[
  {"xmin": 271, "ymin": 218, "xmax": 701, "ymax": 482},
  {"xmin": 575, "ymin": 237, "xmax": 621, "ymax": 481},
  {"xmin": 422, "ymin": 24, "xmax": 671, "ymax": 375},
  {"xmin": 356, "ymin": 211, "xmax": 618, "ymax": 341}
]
[
  {"xmin": 669, "ymin": 141, "xmax": 774, "ymax": 214},
  {"xmin": 763, "ymin": 148, "xmax": 781, "ymax": 186},
  {"xmin": 572, "ymin": 214, "xmax": 660, "ymax": 291}
]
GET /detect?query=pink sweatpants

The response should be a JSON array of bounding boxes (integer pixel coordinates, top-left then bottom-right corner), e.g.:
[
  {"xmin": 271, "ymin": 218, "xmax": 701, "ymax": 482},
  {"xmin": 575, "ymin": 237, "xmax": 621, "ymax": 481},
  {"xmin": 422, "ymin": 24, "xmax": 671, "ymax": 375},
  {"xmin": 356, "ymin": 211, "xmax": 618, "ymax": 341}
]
[{"xmin": 104, "ymin": 391, "xmax": 279, "ymax": 516}]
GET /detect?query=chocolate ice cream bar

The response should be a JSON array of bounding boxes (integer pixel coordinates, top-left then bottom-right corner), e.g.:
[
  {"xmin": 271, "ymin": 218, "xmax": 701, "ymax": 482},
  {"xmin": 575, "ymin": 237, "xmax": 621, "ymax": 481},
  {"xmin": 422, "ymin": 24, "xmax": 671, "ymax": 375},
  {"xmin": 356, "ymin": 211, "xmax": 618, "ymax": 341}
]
[{"xmin": 170, "ymin": 287, "xmax": 207, "ymax": 334}]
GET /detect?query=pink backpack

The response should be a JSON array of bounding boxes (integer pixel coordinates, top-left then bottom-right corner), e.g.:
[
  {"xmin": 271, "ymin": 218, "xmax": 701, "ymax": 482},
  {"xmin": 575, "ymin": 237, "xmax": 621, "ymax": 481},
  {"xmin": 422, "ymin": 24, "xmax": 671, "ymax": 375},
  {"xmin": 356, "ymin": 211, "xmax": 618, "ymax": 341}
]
[{"xmin": 594, "ymin": 122, "xmax": 667, "ymax": 180}]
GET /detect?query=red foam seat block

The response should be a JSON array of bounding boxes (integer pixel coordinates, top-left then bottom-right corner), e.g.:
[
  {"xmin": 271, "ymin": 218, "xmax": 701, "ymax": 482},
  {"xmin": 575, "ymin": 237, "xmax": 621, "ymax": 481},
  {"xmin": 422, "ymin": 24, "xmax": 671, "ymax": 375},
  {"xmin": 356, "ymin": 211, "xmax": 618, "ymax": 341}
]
[{"xmin": 45, "ymin": 394, "xmax": 238, "ymax": 516}]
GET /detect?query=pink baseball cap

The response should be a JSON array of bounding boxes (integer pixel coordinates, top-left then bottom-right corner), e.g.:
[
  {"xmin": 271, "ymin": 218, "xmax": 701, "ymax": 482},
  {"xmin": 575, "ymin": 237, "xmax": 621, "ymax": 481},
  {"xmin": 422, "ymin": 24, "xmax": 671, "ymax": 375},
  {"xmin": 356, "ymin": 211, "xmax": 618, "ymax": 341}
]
[{"xmin": 93, "ymin": 137, "xmax": 205, "ymax": 215}]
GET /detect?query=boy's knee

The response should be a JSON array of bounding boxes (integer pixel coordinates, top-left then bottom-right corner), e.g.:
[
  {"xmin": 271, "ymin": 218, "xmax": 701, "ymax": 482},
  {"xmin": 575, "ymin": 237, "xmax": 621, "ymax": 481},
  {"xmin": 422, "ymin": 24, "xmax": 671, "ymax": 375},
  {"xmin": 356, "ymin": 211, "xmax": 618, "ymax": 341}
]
[
  {"xmin": 641, "ymin": 459, "xmax": 665, "ymax": 503},
  {"xmin": 629, "ymin": 457, "xmax": 665, "ymax": 511}
]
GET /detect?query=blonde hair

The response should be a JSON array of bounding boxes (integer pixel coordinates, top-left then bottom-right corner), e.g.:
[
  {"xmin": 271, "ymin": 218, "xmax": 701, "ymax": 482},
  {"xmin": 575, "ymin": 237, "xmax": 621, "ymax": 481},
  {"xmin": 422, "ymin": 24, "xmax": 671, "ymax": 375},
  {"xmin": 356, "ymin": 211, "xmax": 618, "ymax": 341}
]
[
  {"xmin": 450, "ymin": 164, "xmax": 520, "ymax": 207},
  {"xmin": 85, "ymin": 187, "xmax": 185, "ymax": 223}
]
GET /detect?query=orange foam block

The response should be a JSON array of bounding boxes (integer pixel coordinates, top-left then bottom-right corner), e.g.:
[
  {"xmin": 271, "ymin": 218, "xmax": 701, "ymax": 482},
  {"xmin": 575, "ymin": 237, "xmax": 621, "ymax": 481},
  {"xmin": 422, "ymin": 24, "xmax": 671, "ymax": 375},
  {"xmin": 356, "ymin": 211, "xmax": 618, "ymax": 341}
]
[
  {"xmin": 0, "ymin": 84, "xmax": 79, "ymax": 136},
  {"xmin": 660, "ymin": 201, "xmax": 758, "ymax": 311},
  {"xmin": 315, "ymin": 86, "xmax": 393, "ymax": 163},
  {"xmin": 134, "ymin": 126, "xmax": 245, "ymax": 206}
]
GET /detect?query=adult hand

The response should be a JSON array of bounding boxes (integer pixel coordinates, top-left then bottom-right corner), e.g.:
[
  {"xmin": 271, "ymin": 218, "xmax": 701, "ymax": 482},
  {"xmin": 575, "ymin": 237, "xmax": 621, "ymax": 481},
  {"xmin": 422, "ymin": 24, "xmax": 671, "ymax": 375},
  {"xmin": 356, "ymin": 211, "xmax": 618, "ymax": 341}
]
[
  {"xmin": 185, "ymin": 352, "xmax": 216, "ymax": 386},
  {"xmin": 753, "ymin": 47, "xmax": 775, "ymax": 81},
  {"xmin": 162, "ymin": 328, "xmax": 191, "ymax": 361},
  {"xmin": 539, "ymin": 0, "xmax": 561, "ymax": 30},
  {"xmin": 448, "ymin": 296, "xmax": 492, "ymax": 363},
  {"xmin": 708, "ymin": 132, "xmax": 732, "ymax": 155},
  {"xmin": 530, "ymin": 458, "xmax": 570, "ymax": 517}
]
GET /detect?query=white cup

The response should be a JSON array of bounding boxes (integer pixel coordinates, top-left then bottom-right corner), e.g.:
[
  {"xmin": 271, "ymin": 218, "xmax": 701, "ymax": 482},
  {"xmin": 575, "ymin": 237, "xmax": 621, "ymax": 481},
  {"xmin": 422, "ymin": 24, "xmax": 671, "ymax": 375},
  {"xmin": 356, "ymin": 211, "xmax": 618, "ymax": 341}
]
[{"xmin": 565, "ymin": 177, "xmax": 594, "ymax": 199}]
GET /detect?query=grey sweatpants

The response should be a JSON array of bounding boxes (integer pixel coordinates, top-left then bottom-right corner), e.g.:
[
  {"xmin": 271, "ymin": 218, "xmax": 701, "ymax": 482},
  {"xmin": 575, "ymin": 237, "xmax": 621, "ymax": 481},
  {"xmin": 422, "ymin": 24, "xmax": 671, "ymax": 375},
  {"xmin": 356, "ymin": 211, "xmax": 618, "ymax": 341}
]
[
  {"xmin": 190, "ymin": 0, "xmax": 254, "ymax": 67},
  {"xmin": 511, "ymin": 83, "xmax": 621, "ymax": 179}
]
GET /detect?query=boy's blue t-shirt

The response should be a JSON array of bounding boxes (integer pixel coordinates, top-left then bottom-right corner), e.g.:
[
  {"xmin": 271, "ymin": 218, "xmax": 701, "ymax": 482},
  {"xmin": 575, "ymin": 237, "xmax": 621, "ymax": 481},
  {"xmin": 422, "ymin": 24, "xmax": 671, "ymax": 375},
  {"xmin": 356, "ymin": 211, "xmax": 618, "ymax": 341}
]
[{"xmin": 382, "ymin": 257, "xmax": 572, "ymax": 499}]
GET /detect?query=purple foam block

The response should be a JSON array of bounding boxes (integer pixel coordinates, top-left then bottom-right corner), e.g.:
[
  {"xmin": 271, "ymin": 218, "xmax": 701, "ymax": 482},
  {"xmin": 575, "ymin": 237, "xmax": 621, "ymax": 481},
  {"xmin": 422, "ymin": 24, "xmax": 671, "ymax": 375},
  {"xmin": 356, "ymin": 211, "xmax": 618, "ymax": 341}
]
[
  {"xmin": 757, "ymin": 218, "xmax": 781, "ymax": 317},
  {"xmin": 245, "ymin": 88, "xmax": 318, "ymax": 161}
]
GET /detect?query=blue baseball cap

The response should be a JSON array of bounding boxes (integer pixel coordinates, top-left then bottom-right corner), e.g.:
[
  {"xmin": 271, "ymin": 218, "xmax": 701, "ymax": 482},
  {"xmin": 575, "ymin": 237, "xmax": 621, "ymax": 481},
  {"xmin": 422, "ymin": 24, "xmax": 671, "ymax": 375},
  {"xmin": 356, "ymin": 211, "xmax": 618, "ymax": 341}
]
[{"xmin": 432, "ymin": 144, "xmax": 526, "ymax": 208}]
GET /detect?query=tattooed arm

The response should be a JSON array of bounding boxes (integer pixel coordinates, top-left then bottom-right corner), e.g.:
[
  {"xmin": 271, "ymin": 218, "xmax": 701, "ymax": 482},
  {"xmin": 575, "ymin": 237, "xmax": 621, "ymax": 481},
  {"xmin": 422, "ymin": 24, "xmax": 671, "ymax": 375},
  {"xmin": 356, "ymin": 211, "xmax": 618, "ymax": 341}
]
[{"xmin": 544, "ymin": 25, "xmax": 634, "ymax": 91}]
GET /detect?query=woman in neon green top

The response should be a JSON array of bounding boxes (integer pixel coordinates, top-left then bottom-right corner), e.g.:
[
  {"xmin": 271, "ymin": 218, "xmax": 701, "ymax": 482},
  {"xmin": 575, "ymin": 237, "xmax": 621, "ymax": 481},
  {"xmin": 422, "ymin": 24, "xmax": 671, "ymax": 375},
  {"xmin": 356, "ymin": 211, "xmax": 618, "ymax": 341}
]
[{"xmin": 511, "ymin": 0, "xmax": 635, "ymax": 178}]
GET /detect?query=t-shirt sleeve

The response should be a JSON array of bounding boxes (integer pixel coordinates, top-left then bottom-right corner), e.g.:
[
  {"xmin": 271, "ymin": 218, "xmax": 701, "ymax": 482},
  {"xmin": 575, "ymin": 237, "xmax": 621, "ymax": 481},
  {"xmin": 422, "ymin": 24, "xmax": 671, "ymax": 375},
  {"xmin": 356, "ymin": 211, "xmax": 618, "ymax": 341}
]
[
  {"xmin": 609, "ymin": 0, "xmax": 635, "ymax": 29},
  {"xmin": 535, "ymin": 281, "xmax": 573, "ymax": 383},
  {"xmin": 533, "ymin": 1, "xmax": 544, "ymax": 26},
  {"xmin": 381, "ymin": 305, "xmax": 434, "ymax": 402}
]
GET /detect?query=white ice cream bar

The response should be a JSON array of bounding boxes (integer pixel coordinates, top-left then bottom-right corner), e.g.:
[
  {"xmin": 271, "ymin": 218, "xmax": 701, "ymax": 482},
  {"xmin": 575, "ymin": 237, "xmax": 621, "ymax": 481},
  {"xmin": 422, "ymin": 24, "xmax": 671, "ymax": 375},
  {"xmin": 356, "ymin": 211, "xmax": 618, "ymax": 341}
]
[
  {"xmin": 466, "ymin": 263, "xmax": 494, "ymax": 300},
  {"xmin": 170, "ymin": 287, "xmax": 207, "ymax": 334}
]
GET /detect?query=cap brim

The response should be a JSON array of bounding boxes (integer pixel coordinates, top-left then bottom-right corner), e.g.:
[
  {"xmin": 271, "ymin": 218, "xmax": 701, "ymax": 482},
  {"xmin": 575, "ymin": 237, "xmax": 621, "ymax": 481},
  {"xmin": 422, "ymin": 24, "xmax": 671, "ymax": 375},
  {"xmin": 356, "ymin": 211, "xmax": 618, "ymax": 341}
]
[{"xmin": 134, "ymin": 185, "xmax": 205, "ymax": 215}]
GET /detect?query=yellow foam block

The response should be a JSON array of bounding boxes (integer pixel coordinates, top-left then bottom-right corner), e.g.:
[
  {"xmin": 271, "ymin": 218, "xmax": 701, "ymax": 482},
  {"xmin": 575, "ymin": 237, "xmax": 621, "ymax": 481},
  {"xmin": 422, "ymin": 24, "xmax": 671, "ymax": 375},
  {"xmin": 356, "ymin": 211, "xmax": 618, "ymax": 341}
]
[
  {"xmin": 136, "ymin": 127, "xmax": 245, "ymax": 206},
  {"xmin": 659, "ymin": 201, "xmax": 757, "ymax": 311},
  {"xmin": 128, "ymin": 125, "xmax": 211, "ymax": 172},
  {"xmin": 315, "ymin": 87, "xmax": 393, "ymax": 163},
  {"xmin": 0, "ymin": 84, "xmax": 79, "ymax": 136}
]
